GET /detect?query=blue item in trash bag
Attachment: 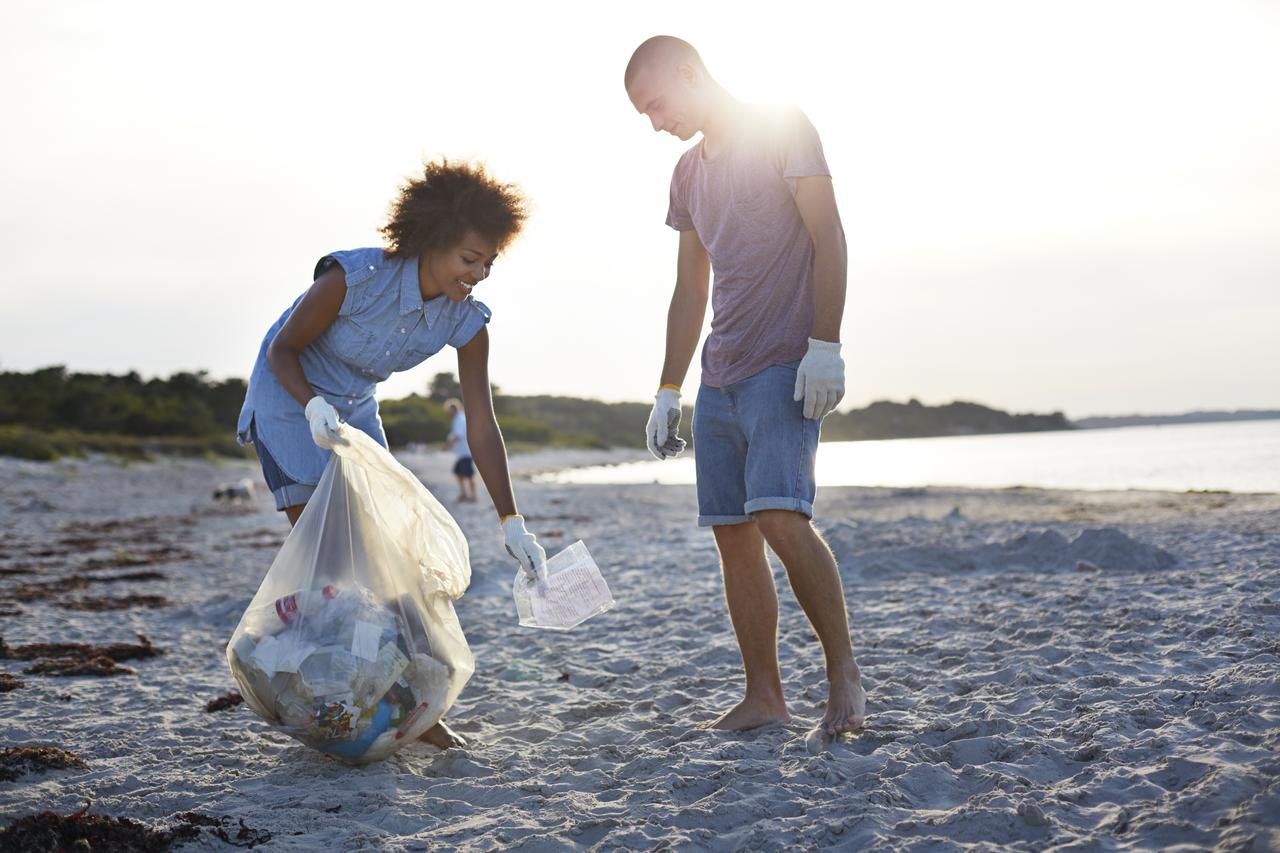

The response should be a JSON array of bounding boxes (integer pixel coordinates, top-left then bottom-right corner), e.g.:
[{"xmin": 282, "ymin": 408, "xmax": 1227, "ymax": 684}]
[{"xmin": 322, "ymin": 700, "xmax": 393, "ymax": 760}]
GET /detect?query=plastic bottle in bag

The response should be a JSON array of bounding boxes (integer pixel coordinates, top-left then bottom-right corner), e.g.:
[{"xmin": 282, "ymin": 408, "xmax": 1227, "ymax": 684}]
[{"xmin": 274, "ymin": 585, "xmax": 337, "ymax": 626}]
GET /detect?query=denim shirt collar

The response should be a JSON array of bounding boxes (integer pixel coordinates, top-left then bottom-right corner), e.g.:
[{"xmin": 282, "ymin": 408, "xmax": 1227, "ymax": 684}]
[{"xmin": 398, "ymin": 257, "xmax": 423, "ymax": 316}]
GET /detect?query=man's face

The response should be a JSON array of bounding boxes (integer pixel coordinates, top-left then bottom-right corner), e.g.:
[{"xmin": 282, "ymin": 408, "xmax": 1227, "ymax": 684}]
[{"xmin": 627, "ymin": 64, "xmax": 703, "ymax": 141}]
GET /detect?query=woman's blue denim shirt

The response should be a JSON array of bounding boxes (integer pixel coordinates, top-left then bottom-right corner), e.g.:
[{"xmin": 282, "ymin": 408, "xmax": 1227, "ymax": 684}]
[{"xmin": 236, "ymin": 247, "xmax": 490, "ymax": 484}]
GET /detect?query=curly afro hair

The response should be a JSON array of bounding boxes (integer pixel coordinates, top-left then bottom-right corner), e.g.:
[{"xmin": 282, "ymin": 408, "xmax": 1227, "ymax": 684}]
[{"xmin": 380, "ymin": 159, "xmax": 527, "ymax": 258}]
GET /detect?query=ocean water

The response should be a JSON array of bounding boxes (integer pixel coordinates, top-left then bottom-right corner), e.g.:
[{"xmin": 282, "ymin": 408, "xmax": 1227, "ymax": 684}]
[{"xmin": 540, "ymin": 419, "xmax": 1280, "ymax": 493}]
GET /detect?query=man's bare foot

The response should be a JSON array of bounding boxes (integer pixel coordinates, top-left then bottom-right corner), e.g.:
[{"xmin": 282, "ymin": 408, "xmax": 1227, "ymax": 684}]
[
  {"xmin": 821, "ymin": 670, "xmax": 866, "ymax": 737},
  {"xmin": 705, "ymin": 695, "xmax": 791, "ymax": 731},
  {"xmin": 418, "ymin": 719, "xmax": 467, "ymax": 749}
]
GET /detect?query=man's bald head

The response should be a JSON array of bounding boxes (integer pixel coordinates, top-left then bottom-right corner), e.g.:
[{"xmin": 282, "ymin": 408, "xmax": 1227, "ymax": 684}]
[
  {"xmin": 624, "ymin": 35, "xmax": 707, "ymax": 91},
  {"xmin": 625, "ymin": 36, "xmax": 721, "ymax": 141}
]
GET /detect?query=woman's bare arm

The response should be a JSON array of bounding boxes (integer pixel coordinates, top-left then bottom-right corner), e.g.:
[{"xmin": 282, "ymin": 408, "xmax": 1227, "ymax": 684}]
[
  {"xmin": 265, "ymin": 267, "xmax": 348, "ymax": 408},
  {"xmin": 455, "ymin": 327, "xmax": 519, "ymax": 518}
]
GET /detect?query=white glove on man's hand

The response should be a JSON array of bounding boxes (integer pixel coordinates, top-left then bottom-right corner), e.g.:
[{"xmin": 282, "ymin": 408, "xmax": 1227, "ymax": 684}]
[
  {"xmin": 646, "ymin": 387, "xmax": 686, "ymax": 460},
  {"xmin": 304, "ymin": 396, "xmax": 342, "ymax": 449},
  {"xmin": 502, "ymin": 515, "xmax": 548, "ymax": 584},
  {"xmin": 793, "ymin": 338, "xmax": 845, "ymax": 420}
]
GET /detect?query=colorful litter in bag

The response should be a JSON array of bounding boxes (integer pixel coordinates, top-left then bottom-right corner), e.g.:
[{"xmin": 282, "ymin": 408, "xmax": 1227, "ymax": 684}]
[{"xmin": 227, "ymin": 425, "xmax": 474, "ymax": 764}]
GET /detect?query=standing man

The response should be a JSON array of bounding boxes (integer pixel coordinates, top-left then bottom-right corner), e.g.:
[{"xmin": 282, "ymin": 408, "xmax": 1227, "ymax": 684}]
[
  {"xmin": 625, "ymin": 36, "xmax": 865, "ymax": 740},
  {"xmin": 443, "ymin": 397, "xmax": 477, "ymax": 503}
]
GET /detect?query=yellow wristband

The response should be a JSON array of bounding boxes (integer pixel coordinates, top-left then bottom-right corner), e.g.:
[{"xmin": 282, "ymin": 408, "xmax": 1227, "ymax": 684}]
[{"xmin": 659, "ymin": 384, "xmax": 680, "ymax": 392}]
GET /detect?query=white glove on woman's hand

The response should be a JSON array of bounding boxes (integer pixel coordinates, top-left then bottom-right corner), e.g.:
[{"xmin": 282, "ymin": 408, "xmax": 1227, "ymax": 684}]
[
  {"xmin": 304, "ymin": 396, "xmax": 342, "ymax": 449},
  {"xmin": 645, "ymin": 387, "xmax": 686, "ymax": 460},
  {"xmin": 502, "ymin": 515, "xmax": 547, "ymax": 583},
  {"xmin": 793, "ymin": 338, "xmax": 845, "ymax": 420}
]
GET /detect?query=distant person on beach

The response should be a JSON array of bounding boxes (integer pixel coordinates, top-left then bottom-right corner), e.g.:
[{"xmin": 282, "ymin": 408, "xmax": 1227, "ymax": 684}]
[
  {"xmin": 624, "ymin": 36, "xmax": 866, "ymax": 741},
  {"xmin": 443, "ymin": 397, "xmax": 477, "ymax": 503},
  {"xmin": 235, "ymin": 159, "xmax": 548, "ymax": 748}
]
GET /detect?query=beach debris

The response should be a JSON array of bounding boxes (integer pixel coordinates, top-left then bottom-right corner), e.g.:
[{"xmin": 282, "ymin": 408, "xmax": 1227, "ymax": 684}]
[
  {"xmin": 513, "ymin": 540, "xmax": 615, "ymax": 631},
  {"xmin": 228, "ymin": 581, "xmax": 455, "ymax": 763},
  {"xmin": 7, "ymin": 571, "xmax": 166, "ymax": 604},
  {"xmin": 213, "ymin": 478, "xmax": 256, "ymax": 504},
  {"xmin": 205, "ymin": 691, "xmax": 244, "ymax": 713},
  {"xmin": 227, "ymin": 428, "xmax": 474, "ymax": 764},
  {"xmin": 0, "ymin": 806, "xmax": 182, "ymax": 852},
  {"xmin": 1, "ymin": 633, "xmax": 161, "ymax": 679},
  {"xmin": 81, "ymin": 547, "xmax": 190, "ymax": 571},
  {"xmin": 0, "ymin": 746, "xmax": 88, "ymax": 782},
  {"xmin": 57, "ymin": 594, "xmax": 171, "ymax": 611},
  {"xmin": 171, "ymin": 811, "xmax": 274, "ymax": 847},
  {"xmin": 24, "ymin": 656, "xmax": 134, "ymax": 677},
  {"xmin": 0, "ymin": 805, "xmax": 271, "ymax": 851},
  {"xmin": 1, "ymin": 633, "xmax": 161, "ymax": 663},
  {"xmin": 0, "ymin": 673, "xmax": 23, "ymax": 692}
]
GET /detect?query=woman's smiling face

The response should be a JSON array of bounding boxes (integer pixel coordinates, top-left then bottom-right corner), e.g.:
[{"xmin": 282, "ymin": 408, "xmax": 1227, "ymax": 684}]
[{"xmin": 419, "ymin": 229, "xmax": 501, "ymax": 302}]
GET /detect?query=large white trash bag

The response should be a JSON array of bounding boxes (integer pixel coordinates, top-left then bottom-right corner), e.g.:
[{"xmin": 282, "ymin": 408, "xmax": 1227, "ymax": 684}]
[{"xmin": 226, "ymin": 425, "xmax": 474, "ymax": 764}]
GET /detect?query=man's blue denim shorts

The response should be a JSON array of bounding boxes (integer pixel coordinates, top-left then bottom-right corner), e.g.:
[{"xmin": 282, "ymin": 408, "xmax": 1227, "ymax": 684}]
[
  {"xmin": 249, "ymin": 421, "xmax": 317, "ymax": 511},
  {"xmin": 692, "ymin": 361, "xmax": 821, "ymax": 527}
]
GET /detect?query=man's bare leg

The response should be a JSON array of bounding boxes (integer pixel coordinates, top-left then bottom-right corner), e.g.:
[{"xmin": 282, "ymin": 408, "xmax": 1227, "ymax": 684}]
[
  {"xmin": 285, "ymin": 501, "xmax": 463, "ymax": 748},
  {"xmin": 708, "ymin": 521, "xmax": 792, "ymax": 731},
  {"xmin": 753, "ymin": 509, "xmax": 865, "ymax": 738}
]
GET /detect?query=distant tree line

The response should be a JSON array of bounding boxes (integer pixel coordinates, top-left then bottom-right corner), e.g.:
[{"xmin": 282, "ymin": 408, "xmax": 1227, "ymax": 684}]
[
  {"xmin": 822, "ymin": 398, "xmax": 1072, "ymax": 441},
  {"xmin": 0, "ymin": 366, "xmax": 246, "ymax": 438},
  {"xmin": 0, "ymin": 367, "xmax": 1072, "ymax": 461}
]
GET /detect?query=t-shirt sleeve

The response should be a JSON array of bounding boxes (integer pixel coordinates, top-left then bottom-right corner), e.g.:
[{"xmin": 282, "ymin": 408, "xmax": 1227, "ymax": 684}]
[
  {"xmin": 449, "ymin": 298, "xmax": 492, "ymax": 348},
  {"xmin": 781, "ymin": 109, "xmax": 831, "ymax": 186},
  {"xmin": 665, "ymin": 160, "xmax": 694, "ymax": 231}
]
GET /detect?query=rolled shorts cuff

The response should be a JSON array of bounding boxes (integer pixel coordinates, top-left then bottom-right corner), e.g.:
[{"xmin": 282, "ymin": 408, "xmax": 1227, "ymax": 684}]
[
  {"xmin": 271, "ymin": 482, "xmax": 317, "ymax": 512},
  {"xmin": 744, "ymin": 497, "xmax": 814, "ymax": 518},
  {"xmin": 697, "ymin": 513, "xmax": 753, "ymax": 528}
]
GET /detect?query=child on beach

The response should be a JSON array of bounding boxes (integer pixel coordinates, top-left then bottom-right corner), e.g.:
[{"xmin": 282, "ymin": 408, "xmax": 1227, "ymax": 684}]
[
  {"xmin": 443, "ymin": 398, "xmax": 478, "ymax": 503},
  {"xmin": 235, "ymin": 159, "xmax": 547, "ymax": 749},
  {"xmin": 624, "ymin": 36, "xmax": 866, "ymax": 742}
]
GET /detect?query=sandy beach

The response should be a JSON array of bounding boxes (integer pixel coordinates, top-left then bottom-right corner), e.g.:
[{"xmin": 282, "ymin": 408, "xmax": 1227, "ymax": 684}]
[{"xmin": 2, "ymin": 448, "xmax": 1278, "ymax": 851}]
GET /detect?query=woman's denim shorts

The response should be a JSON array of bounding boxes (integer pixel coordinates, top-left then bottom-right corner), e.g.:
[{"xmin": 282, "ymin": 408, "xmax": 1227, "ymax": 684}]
[
  {"xmin": 692, "ymin": 361, "xmax": 821, "ymax": 527},
  {"xmin": 249, "ymin": 421, "xmax": 317, "ymax": 511}
]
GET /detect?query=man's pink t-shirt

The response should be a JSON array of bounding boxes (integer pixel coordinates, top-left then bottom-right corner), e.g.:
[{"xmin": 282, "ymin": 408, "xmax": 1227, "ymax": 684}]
[{"xmin": 666, "ymin": 105, "xmax": 831, "ymax": 389}]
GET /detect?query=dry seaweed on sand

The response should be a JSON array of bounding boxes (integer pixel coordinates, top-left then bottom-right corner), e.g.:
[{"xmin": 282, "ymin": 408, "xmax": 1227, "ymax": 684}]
[
  {"xmin": 2, "ymin": 633, "xmax": 160, "ymax": 677},
  {"xmin": 23, "ymin": 656, "xmax": 135, "ymax": 677},
  {"xmin": 0, "ymin": 747, "xmax": 88, "ymax": 782},
  {"xmin": 79, "ymin": 546, "xmax": 195, "ymax": 571},
  {"xmin": 0, "ymin": 633, "xmax": 161, "ymax": 663},
  {"xmin": 205, "ymin": 691, "xmax": 244, "ymax": 713},
  {"xmin": 56, "ymin": 594, "xmax": 171, "ymax": 612},
  {"xmin": 0, "ymin": 803, "xmax": 268, "ymax": 852},
  {"xmin": 7, "ymin": 571, "xmax": 166, "ymax": 604},
  {"xmin": 177, "ymin": 814, "xmax": 273, "ymax": 848}
]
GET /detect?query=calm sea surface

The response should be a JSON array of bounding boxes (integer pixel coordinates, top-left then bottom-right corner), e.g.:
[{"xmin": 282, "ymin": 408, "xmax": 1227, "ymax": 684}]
[{"xmin": 540, "ymin": 419, "xmax": 1280, "ymax": 493}]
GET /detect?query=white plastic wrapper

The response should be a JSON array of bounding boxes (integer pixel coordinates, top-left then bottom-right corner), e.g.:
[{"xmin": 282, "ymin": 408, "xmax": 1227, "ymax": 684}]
[
  {"xmin": 226, "ymin": 425, "xmax": 474, "ymax": 764},
  {"xmin": 513, "ymin": 540, "xmax": 614, "ymax": 631}
]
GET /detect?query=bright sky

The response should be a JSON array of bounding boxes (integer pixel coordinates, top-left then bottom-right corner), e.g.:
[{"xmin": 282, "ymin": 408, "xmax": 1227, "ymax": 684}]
[{"xmin": 1, "ymin": 0, "xmax": 1277, "ymax": 418}]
